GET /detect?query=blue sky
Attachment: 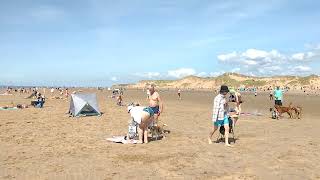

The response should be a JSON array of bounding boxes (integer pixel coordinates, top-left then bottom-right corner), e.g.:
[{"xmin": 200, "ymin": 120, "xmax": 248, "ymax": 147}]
[{"xmin": 1, "ymin": 0, "xmax": 320, "ymax": 86}]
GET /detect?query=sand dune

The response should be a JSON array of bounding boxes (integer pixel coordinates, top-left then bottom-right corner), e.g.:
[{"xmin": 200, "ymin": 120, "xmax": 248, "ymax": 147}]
[{"xmin": 123, "ymin": 73, "xmax": 320, "ymax": 91}]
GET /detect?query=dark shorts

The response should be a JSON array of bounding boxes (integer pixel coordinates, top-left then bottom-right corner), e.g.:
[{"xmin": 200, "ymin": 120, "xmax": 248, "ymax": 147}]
[
  {"xmin": 275, "ymin": 100, "xmax": 282, "ymax": 106},
  {"xmin": 150, "ymin": 106, "xmax": 160, "ymax": 114}
]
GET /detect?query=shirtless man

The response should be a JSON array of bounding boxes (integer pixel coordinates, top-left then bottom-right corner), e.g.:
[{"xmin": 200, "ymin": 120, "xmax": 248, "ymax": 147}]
[{"xmin": 147, "ymin": 84, "xmax": 164, "ymax": 125}]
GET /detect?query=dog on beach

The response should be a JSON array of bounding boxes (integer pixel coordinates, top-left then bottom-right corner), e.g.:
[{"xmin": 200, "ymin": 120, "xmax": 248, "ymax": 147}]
[
  {"xmin": 274, "ymin": 104, "xmax": 293, "ymax": 119},
  {"xmin": 289, "ymin": 103, "xmax": 303, "ymax": 119},
  {"xmin": 274, "ymin": 103, "xmax": 302, "ymax": 119},
  {"xmin": 290, "ymin": 105, "xmax": 302, "ymax": 119}
]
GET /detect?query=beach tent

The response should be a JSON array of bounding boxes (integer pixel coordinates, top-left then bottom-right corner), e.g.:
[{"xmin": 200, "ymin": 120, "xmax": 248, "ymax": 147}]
[{"xmin": 69, "ymin": 93, "xmax": 101, "ymax": 117}]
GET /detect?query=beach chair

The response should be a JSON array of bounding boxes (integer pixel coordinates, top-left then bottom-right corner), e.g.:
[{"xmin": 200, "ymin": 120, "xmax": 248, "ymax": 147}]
[{"xmin": 216, "ymin": 117, "xmax": 236, "ymax": 144}]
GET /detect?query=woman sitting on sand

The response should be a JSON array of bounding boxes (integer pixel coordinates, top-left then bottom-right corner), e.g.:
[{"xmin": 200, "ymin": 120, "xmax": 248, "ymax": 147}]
[{"xmin": 127, "ymin": 104, "xmax": 155, "ymax": 144}]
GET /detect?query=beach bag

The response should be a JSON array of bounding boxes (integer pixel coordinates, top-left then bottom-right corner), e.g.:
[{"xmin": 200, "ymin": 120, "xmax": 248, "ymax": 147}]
[{"xmin": 128, "ymin": 119, "xmax": 138, "ymax": 139}]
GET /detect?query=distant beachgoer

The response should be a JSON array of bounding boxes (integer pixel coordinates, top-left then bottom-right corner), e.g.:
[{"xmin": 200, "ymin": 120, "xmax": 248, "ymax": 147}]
[
  {"xmin": 208, "ymin": 85, "xmax": 232, "ymax": 147},
  {"xmin": 147, "ymin": 84, "xmax": 164, "ymax": 127},
  {"xmin": 65, "ymin": 88, "xmax": 69, "ymax": 97},
  {"xmin": 254, "ymin": 91, "xmax": 257, "ymax": 97},
  {"xmin": 128, "ymin": 105, "xmax": 155, "ymax": 144},
  {"xmin": 274, "ymin": 86, "xmax": 283, "ymax": 106},
  {"xmin": 146, "ymin": 89, "xmax": 150, "ymax": 99},
  {"xmin": 269, "ymin": 90, "xmax": 273, "ymax": 100},
  {"xmin": 117, "ymin": 94, "xmax": 123, "ymax": 106},
  {"xmin": 51, "ymin": 88, "xmax": 55, "ymax": 95},
  {"xmin": 178, "ymin": 89, "xmax": 181, "ymax": 100}
]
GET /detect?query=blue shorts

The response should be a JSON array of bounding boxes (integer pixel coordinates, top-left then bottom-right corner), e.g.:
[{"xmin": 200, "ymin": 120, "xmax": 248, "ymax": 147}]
[
  {"xmin": 143, "ymin": 107, "xmax": 155, "ymax": 117},
  {"xmin": 214, "ymin": 116, "xmax": 229, "ymax": 127},
  {"xmin": 150, "ymin": 106, "xmax": 160, "ymax": 114}
]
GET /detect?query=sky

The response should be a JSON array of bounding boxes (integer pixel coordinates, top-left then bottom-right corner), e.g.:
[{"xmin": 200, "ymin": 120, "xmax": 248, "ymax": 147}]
[{"xmin": 1, "ymin": 0, "xmax": 320, "ymax": 87}]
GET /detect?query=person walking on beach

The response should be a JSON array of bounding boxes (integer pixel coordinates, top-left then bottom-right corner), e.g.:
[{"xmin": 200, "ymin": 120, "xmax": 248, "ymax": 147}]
[
  {"xmin": 208, "ymin": 85, "xmax": 232, "ymax": 147},
  {"xmin": 178, "ymin": 89, "xmax": 181, "ymax": 100}
]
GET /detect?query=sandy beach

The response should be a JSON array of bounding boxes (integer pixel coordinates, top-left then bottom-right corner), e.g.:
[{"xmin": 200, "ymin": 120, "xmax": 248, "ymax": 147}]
[
  {"xmin": 1, "ymin": 89, "xmax": 320, "ymax": 179},
  {"xmin": 0, "ymin": 91, "xmax": 320, "ymax": 179}
]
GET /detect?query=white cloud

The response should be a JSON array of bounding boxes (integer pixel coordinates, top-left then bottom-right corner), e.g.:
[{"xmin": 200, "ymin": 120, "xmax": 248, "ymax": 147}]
[
  {"xmin": 231, "ymin": 68, "xmax": 241, "ymax": 72},
  {"xmin": 209, "ymin": 71, "xmax": 225, "ymax": 77},
  {"xmin": 110, "ymin": 77, "xmax": 118, "ymax": 82},
  {"xmin": 217, "ymin": 52, "xmax": 237, "ymax": 61},
  {"xmin": 217, "ymin": 49, "xmax": 286, "ymax": 68},
  {"xmin": 241, "ymin": 49, "xmax": 269, "ymax": 59},
  {"xmin": 145, "ymin": 72, "xmax": 161, "ymax": 78},
  {"xmin": 134, "ymin": 72, "xmax": 161, "ymax": 79},
  {"xmin": 197, "ymin": 72, "xmax": 208, "ymax": 77},
  {"xmin": 291, "ymin": 52, "xmax": 315, "ymax": 62},
  {"xmin": 291, "ymin": 66, "xmax": 312, "ymax": 73},
  {"xmin": 167, "ymin": 68, "xmax": 196, "ymax": 78},
  {"xmin": 217, "ymin": 46, "xmax": 319, "ymax": 76}
]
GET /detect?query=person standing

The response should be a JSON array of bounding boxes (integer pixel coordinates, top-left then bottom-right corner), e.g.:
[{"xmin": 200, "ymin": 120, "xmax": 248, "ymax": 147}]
[
  {"xmin": 229, "ymin": 88, "xmax": 242, "ymax": 116},
  {"xmin": 208, "ymin": 85, "xmax": 232, "ymax": 147},
  {"xmin": 269, "ymin": 90, "xmax": 273, "ymax": 100},
  {"xmin": 146, "ymin": 88, "xmax": 151, "ymax": 100},
  {"xmin": 147, "ymin": 84, "xmax": 164, "ymax": 126},
  {"xmin": 274, "ymin": 86, "xmax": 283, "ymax": 106},
  {"xmin": 177, "ymin": 89, "xmax": 182, "ymax": 100},
  {"xmin": 65, "ymin": 88, "xmax": 69, "ymax": 98}
]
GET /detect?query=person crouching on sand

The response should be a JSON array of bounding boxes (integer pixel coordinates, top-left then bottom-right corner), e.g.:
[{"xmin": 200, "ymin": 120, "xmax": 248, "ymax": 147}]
[
  {"xmin": 208, "ymin": 85, "xmax": 232, "ymax": 147},
  {"xmin": 128, "ymin": 105, "xmax": 155, "ymax": 144}
]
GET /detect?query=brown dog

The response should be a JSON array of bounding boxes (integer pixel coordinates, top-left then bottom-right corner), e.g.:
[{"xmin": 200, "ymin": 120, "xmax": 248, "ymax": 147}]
[
  {"xmin": 291, "ymin": 106, "xmax": 302, "ymax": 119},
  {"xmin": 274, "ymin": 105, "xmax": 293, "ymax": 119}
]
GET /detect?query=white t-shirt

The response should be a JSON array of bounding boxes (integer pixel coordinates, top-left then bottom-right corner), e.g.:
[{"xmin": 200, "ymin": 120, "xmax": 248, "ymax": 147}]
[{"xmin": 129, "ymin": 106, "xmax": 145, "ymax": 124}]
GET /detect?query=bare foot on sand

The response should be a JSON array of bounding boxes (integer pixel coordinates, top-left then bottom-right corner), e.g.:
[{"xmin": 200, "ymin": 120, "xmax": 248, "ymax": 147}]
[{"xmin": 225, "ymin": 144, "xmax": 233, "ymax": 147}]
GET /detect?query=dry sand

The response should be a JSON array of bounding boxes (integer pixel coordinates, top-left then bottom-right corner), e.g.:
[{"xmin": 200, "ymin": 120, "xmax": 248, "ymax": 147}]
[{"xmin": 1, "ymin": 89, "xmax": 320, "ymax": 180}]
